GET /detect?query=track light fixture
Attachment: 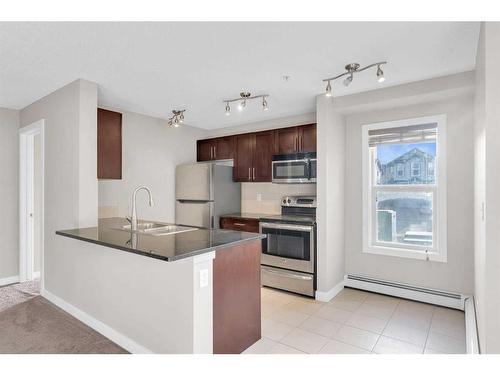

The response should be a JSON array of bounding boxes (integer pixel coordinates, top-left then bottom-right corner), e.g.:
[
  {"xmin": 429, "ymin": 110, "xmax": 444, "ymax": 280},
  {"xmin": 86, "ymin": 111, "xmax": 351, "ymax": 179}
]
[
  {"xmin": 325, "ymin": 81, "xmax": 332, "ymax": 97},
  {"xmin": 167, "ymin": 109, "xmax": 186, "ymax": 128},
  {"xmin": 376, "ymin": 64, "xmax": 385, "ymax": 83},
  {"xmin": 322, "ymin": 61, "xmax": 387, "ymax": 97},
  {"xmin": 223, "ymin": 92, "xmax": 269, "ymax": 116},
  {"xmin": 262, "ymin": 96, "xmax": 269, "ymax": 111}
]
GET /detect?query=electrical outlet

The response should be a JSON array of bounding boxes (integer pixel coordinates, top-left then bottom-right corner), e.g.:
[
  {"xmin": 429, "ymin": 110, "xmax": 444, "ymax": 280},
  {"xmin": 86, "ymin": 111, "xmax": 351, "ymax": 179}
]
[{"xmin": 199, "ymin": 269, "xmax": 208, "ymax": 288}]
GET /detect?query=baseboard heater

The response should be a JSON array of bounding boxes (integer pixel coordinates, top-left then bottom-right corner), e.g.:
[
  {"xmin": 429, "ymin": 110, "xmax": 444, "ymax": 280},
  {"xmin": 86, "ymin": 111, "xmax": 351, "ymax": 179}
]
[{"xmin": 344, "ymin": 274, "xmax": 465, "ymax": 310}]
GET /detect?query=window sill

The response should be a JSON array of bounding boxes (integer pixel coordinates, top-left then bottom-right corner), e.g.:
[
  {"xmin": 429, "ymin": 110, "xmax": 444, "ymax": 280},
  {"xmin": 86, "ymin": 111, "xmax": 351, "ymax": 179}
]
[{"xmin": 363, "ymin": 245, "xmax": 447, "ymax": 263}]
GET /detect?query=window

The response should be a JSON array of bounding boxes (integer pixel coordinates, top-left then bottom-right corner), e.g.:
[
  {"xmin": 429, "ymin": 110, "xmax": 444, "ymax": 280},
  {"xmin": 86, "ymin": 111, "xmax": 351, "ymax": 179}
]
[
  {"xmin": 411, "ymin": 162, "xmax": 421, "ymax": 177},
  {"xmin": 362, "ymin": 115, "xmax": 447, "ymax": 262}
]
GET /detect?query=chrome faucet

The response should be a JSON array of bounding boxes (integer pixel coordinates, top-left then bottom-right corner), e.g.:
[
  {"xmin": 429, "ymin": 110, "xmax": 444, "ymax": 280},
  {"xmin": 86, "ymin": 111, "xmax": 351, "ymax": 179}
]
[{"xmin": 130, "ymin": 186, "xmax": 155, "ymax": 232}]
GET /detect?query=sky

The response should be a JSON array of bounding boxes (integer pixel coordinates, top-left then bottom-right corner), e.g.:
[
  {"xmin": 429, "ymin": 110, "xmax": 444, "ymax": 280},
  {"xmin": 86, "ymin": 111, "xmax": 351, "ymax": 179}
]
[{"xmin": 377, "ymin": 142, "xmax": 436, "ymax": 164}]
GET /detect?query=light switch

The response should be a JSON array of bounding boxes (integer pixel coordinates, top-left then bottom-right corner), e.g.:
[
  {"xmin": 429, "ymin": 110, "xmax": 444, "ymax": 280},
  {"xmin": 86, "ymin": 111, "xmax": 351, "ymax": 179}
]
[{"xmin": 199, "ymin": 269, "xmax": 208, "ymax": 288}]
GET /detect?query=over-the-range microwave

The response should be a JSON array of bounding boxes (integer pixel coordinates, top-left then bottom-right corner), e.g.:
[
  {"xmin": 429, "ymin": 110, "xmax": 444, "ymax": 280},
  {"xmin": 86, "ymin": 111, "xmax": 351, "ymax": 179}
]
[{"xmin": 271, "ymin": 152, "xmax": 316, "ymax": 184}]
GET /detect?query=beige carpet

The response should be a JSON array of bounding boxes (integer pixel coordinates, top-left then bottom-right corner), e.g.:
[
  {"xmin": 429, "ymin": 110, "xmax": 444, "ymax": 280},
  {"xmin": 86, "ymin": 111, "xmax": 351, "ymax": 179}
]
[
  {"xmin": 0, "ymin": 279, "xmax": 40, "ymax": 313},
  {"xmin": 0, "ymin": 283, "xmax": 128, "ymax": 354}
]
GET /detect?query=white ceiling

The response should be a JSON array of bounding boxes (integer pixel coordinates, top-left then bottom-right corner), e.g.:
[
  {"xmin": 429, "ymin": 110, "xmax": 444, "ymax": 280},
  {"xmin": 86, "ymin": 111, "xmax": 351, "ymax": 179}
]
[{"xmin": 0, "ymin": 22, "xmax": 480, "ymax": 129}]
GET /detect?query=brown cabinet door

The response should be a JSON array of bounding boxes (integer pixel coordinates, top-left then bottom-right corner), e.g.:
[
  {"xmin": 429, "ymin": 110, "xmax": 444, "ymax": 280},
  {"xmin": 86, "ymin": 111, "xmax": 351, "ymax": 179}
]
[
  {"xmin": 197, "ymin": 139, "xmax": 215, "ymax": 161},
  {"xmin": 97, "ymin": 108, "xmax": 122, "ymax": 179},
  {"xmin": 220, "ymin": 217, "xmax": 260, "ymax": 233},
  {"xmin": 253, "ymin": 130, "xmax": 274, "ymax": 182},
  {"xmin": 233, "ymin": 134, "xmax": 254, "ymax": 182},
  {"xmin": 275, "ymin": 126, "xmax": 299, "ymax": 154},
  {"xmin": 215, "ymin": 136, "xmax": 234, "ymax": 160},
  {"xmin": 298, "ymin": 123, "xmax": 317, "ymax": 152}
]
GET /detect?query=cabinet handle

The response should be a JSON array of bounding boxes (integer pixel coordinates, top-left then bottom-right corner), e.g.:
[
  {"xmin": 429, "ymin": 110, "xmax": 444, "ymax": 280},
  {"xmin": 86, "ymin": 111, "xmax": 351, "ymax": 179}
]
[
  {"xmin": 233, "ymin": 223, "xmax": 246, "ymax": 226},
  {"xmin": 210, "ymin": 146, "xmax": 213, "ymax": 159},
  {"xmin": 248, "ymin": 167, "xmax": 251, "ymax": 181},
  {"xmin": 295, "ymin": 137, "xmax": 298, "ymax": 151},
  {"xmin": 253, "ymin": 167, "xmax": 256, "ymax": 180},
  {"xmin": 213, "ymin": 146, "xmax": 216, "ymax": 159}
]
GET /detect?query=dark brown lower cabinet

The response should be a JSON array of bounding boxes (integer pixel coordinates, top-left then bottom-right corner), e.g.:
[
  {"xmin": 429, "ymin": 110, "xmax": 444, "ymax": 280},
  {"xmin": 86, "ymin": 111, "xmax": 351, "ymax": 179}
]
[
  {"xmin": 213, "ymin": 240, "xmax": 261, "ymax": 354},
  {"xmin": 220, "ymin": 217, "xmax": 260, "ymax": 233}
]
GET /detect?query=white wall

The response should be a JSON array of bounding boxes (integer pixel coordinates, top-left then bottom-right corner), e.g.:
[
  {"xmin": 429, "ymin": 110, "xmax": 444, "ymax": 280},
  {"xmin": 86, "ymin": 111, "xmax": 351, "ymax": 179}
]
[
  {"xmin": 0, "ymin": 108, "xmax": 20, "ymax": 283},
  {"xmin": 474, "ymin": 21, "xmax": 500, "ymax": 354},
  {"xmin": 98, "ymin": 110, "xmax": 207, "ymax": 222},
  {"xmin": 20, "ymin": 79, "xmax": 98, "ymax": 293},
  {"xmin": 316, "ymin": 96, "xmax": 346, "ymax": 299},
  {"xmin": 344, "ymin": 94, "xmax": 474, "ymax": 294},
  {"xmin": 315, "ymin": 72, "xmax": 476, "ymax": 301},
  {"xmin": 241, "ymin": 183, "xmax": 316, "ymax": 215}
]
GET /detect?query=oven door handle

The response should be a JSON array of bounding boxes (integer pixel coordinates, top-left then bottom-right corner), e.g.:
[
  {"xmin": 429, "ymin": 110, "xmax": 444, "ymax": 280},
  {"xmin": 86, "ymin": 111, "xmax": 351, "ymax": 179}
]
[
  {"xmin": 259, "ymin": 222, "xmax": 313, "ymax": 232},
  {"xmin": 262, "ymin": 267, "xmax": 313, "ymax": 281}
]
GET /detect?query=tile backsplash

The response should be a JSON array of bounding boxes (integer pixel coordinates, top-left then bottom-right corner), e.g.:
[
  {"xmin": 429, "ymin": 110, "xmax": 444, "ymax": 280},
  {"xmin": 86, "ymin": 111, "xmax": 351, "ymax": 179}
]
[{"xmin": 241, "ymin": 183, "xmax": 316, "ymax": 214}]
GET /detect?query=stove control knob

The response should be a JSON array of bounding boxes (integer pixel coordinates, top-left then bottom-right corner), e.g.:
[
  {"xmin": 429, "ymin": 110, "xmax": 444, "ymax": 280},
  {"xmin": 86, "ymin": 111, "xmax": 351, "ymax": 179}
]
[
  {"xmin": 287, "ymin": 198, "xmax": 291, "ymax": 204},
  {"xmin": 282, "ymin": 199, "xmax": 287, "ymax": 204}
]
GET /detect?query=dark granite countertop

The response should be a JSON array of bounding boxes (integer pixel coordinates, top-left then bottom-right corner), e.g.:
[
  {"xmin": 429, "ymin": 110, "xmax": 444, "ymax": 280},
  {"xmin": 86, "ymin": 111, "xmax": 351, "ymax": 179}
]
[
  {"xmin": 220, "ymin": 213, "xmax": 273, "ymax": 220},
  {"xmin": 56, "ymin": 217, "xmax": 265, "ymax": 262}
]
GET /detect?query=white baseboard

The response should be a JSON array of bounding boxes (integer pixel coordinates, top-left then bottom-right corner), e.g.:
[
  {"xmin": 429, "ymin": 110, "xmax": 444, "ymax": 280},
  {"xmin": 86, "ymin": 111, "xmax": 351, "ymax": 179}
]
[
  {"xmin": 344, "ymin": 274, "xmax": 464, "ymax": 310},
  {"xmin": 0, "ymin": 275, "xmax": 20, "ymax": 287},
  {"xmin": 315, "ymin": 279, "xmax": 344, "ymax": 302},
  {"xmin": 464, "ymin": 296, "xmax": 480, "ymax": 354},
  {"xmin": 41, "ymin": 288, "xmax": 152, "ymax": 354}
]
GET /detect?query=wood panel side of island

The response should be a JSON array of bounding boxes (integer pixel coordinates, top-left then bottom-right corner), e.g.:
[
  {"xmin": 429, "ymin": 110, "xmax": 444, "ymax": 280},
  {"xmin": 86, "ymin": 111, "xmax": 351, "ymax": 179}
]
[{"xmin": 213, "ymin": 239, "xmax": 262, "ymax": 354}]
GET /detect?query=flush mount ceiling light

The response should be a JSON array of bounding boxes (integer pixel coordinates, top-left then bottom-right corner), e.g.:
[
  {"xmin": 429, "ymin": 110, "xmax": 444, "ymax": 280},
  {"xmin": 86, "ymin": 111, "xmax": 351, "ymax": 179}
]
[
  {"xmin": 323, "ymin": 61, "xmax": 387, "ymax": 97},
  {"xmin": 223, "ymin": 92, "xmax": 269, "ymax": 116},
  {"xmin": 167, "ymin": 109, "xmax": 186, "ymax": 128}
]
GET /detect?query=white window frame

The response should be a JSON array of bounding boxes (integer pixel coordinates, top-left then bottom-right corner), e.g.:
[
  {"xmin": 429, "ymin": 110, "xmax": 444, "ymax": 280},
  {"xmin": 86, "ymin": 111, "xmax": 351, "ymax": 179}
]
[{"xmin": 362, "ymin": 114, "xmax": 447, "ymax": 262}]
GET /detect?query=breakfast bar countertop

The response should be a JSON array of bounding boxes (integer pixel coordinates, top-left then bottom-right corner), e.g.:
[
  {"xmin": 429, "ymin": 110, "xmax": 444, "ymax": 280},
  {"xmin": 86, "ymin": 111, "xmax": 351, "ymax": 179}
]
[{"xmin": 56, "ymin": 217, "xmax": 265, "ymax": 262}]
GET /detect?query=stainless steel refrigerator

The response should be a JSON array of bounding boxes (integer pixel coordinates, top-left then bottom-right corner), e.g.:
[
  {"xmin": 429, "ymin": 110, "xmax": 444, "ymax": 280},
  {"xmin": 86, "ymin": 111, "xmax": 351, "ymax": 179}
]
[{"xmin": 175, "ymin": 163, "xmax": 241, "ymax": 229}]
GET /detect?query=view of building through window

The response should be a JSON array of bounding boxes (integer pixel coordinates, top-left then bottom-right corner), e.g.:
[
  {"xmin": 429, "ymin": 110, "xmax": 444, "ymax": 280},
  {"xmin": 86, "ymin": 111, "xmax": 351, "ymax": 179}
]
[{"xmin": 374, "ymin": 142, "xmax": 436, "ymax": 248}]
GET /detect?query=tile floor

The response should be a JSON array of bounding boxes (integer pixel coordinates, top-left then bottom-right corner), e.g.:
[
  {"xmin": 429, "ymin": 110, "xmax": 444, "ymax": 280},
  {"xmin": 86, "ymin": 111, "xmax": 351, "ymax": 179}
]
[{"xmin": 243, "ymin": 287, "xmax": 466, "ymax": 354}]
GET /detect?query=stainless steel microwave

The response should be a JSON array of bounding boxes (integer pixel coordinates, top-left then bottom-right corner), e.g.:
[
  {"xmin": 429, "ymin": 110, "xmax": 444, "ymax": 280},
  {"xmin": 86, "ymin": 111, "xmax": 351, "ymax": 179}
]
[{"xmin": 271, "ymin": 152, "xmax": 316, "ymax": 184}]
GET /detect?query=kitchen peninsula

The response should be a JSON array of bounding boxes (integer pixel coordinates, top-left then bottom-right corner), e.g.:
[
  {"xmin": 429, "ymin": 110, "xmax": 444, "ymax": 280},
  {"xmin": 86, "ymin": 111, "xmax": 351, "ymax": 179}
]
[{"xmin": 49, "ymin": 218, "xmax": 264, "ymax": 354}]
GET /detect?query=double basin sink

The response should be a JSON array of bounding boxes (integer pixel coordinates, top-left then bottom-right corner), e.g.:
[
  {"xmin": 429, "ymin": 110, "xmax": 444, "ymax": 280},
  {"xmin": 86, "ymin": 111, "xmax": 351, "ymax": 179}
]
[{"xmin": 118, "ymin": 222, "xmax": 198, "ymax": 236}]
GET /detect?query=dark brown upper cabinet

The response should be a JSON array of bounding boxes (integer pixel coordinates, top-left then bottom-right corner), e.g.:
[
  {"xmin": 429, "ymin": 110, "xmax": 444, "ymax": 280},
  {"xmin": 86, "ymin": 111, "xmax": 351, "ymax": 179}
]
[
  {"xmin": 298, "ymin": 123, "xmax": 317, "ymax": 152},
  {"xmin": 233, "ymin": 131, "xmax": 274, "ymax": 182},
  {"xmin": 197, "ymin": 136, "xmax": 234, "ymax": 162},
  {"xmin": 97, "ymin": 108, "xmax": 122, "ymax": 180},
  {"xmin": 275, "ymin": 124, "xmax": 316, "ymax": 155},
  {"xmin": 275, "ymin": 126, "xmax": 299, "ymax": 154},
  {"xmin": 253, "ymin": 131, "xmax": 274, "ymax": 182},
  {"xmin": 233, "ymin": 134, "xmax": 254, "ymax": 182}
]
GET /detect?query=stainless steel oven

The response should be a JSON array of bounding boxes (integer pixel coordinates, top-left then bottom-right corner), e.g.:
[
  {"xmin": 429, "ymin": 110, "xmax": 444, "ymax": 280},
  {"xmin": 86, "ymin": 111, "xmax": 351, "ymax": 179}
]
[
  {"xmin": 272, "ymin": 152, "xmax": 316, "ymax": 184},
  {"xmin": 260, "ymin": 222, "xmax": 314, "ymax": 274},
  {"xmin": 259, "ymin": 195, "xmax": 317, "ymax": 297}
]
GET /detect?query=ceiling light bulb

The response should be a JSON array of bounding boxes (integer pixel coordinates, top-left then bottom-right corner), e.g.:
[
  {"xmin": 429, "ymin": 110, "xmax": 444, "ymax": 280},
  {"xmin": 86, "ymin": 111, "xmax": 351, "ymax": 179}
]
[
  {"xmin": 377, "ymin": 65, "xmax": 385, "ymax": 83},
  {"xmin": 325, "ymin": 81, "xmax": 332, "ymax": 97},
  {"xmin": 179, "ymin": 113, "xmax": 184, "ymax": 123},
  {"xmin": 225, "ymin": 102, "xmax": 231, "ymax": 116},
  {"xmin": 238, "ymin": 99, "xmax": 246, "ymax": 111},
  {"xmin": 262, "ymin": 97, "xmax": 269, "ymax": 111},
  {"xmin": 343, "ymin": 74, "xmax": 353, "ymax": 87}
]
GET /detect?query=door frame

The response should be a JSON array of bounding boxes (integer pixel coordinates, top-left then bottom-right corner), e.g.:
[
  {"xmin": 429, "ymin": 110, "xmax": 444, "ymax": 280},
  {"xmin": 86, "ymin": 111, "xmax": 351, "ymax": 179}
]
[{"xmin": 19, "ymin": 119, "xmax": 45, "ymax": 287}]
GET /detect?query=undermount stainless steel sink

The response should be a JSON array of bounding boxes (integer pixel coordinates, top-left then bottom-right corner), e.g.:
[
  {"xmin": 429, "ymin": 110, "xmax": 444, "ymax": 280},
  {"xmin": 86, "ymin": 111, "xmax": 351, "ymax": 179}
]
[{"xmin": 119, "ymin": 223, "xmax": 198, "ymax": 236}]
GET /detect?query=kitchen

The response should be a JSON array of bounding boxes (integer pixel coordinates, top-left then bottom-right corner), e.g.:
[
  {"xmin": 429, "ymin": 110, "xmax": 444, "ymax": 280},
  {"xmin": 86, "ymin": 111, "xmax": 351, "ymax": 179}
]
[{"xmin": 1, "ymin": 21, "xmax": 497, "ymax": 358}]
